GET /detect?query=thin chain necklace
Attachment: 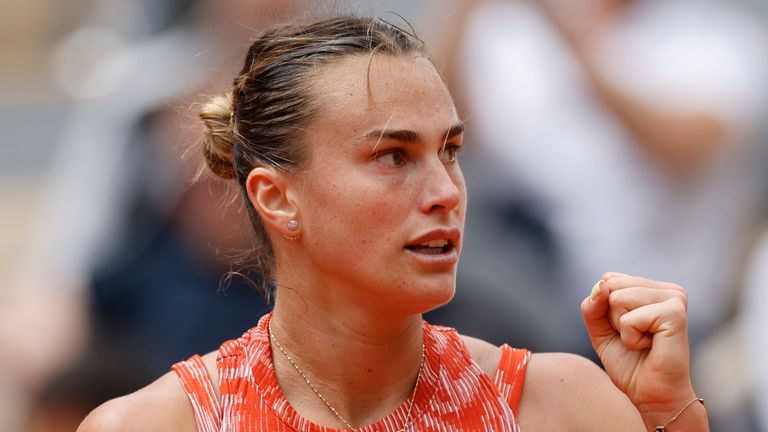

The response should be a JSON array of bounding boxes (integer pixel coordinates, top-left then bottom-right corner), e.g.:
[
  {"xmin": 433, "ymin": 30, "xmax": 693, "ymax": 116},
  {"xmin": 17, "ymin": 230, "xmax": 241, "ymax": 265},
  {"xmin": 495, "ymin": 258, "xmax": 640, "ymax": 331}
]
[{"xmin": 268, "ymin": 321, "xmax": 425, "ymax": 431}]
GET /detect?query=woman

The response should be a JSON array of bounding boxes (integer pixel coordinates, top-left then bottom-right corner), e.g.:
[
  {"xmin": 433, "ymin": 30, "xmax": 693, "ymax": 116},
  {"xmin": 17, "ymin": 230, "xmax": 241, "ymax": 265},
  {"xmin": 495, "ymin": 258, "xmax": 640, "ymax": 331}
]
[{"xmin": 78, "ymin": 16, "xmax": 708, "ymax": 431}]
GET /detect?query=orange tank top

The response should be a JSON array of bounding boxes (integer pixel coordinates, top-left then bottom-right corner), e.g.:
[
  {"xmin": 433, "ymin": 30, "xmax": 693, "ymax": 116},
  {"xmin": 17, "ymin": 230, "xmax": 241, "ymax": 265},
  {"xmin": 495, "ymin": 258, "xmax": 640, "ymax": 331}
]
[{"xmin": 173, "ymin": 313, "xmax": 531, "ymax": 431}]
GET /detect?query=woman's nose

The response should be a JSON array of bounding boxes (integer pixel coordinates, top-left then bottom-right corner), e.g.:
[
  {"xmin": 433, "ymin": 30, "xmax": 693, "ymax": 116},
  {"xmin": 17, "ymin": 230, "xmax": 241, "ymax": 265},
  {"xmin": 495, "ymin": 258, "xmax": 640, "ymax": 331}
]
[{"xmin": 420, "ymin": 161, "xmax": 463, "ymax": 214}]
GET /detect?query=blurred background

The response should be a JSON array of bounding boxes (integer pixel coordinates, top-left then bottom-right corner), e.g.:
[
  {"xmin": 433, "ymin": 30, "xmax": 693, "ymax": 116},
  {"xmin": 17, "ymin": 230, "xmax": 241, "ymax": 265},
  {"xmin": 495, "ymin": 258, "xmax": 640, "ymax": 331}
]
[{"xmin": 1, "ymin": 0, "xmax": 767, "ymax": 430}]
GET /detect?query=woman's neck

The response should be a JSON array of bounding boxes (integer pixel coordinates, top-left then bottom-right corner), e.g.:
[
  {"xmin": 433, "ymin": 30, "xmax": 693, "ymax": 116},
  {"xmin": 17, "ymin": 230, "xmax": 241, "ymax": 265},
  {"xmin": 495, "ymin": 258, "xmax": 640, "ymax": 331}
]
[{"xmin": 269, "ymin": 287, "xmax": 425, "ymax": 429}]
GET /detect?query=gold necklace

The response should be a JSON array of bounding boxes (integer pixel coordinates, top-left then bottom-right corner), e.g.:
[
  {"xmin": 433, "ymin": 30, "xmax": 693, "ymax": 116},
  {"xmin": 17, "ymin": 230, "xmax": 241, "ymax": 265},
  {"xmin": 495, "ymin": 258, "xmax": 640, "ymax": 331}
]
[{"xmin": 268, "ymin": 321, "xmax": 425, "ymax": 431}]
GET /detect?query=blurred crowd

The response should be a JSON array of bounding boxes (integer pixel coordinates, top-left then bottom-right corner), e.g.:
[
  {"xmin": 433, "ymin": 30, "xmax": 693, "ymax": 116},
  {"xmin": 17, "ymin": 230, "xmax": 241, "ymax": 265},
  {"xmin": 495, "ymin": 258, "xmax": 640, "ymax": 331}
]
[{"xmin": 1, "ymin": 0, "xmax": 767, "ymax": 431}]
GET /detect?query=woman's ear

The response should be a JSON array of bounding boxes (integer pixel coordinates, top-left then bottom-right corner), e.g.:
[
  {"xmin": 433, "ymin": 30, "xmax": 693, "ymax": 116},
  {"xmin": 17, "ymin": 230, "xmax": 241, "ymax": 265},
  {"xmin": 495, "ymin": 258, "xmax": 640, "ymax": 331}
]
[{"xmin": 245, "ymin": 167, "xmax": 300, "ymax": 239}]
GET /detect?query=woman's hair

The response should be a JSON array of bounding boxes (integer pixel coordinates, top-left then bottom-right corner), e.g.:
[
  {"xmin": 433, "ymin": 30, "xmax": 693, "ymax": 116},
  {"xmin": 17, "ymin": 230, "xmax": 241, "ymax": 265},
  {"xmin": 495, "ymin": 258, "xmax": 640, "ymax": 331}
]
[{"xmin": 198, "ymin": 15, "xmax": 430, "ymax": 297}]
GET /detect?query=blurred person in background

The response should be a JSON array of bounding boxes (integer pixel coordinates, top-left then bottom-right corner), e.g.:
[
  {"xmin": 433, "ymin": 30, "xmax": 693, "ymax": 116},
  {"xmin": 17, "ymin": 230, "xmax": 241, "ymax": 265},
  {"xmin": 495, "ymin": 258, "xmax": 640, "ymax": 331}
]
[
  {"xmin": 431, "ymin": 0, "xmax": 768, "ymax": 428},
  {"xmin": 436, "ymin": 0, "xmax": 768, "ymax": 350}
]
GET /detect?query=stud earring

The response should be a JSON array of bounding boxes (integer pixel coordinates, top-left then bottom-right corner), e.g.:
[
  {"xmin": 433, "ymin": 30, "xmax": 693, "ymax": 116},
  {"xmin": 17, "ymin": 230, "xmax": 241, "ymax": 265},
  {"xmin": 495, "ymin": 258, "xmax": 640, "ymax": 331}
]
[{"xmin": 283, "ymin": 219, "xmax": 301, "ymax": 240}]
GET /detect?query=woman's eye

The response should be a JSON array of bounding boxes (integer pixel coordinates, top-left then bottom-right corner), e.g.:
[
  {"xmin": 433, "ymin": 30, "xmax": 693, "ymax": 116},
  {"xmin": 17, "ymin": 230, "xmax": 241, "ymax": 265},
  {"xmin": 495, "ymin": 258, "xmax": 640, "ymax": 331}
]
[
  {"xmin": 375, "ymin": 149, "xmax": 406, "ymax": 167},
  {"xmin": 439, "ymin": 145, "xmax": 461, "ymax": 163}
]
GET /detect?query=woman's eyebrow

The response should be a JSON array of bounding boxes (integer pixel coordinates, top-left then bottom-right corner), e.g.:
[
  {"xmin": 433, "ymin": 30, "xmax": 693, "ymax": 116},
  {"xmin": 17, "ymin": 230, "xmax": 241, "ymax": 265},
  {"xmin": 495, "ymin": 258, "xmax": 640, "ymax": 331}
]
[
  {"xmin": 363, "ymin": 122, "xmax": 465, "ymax": 144},
  {"xmin": 365, "ymin": 128, "xmax": 421, "ymax": 143},
  {"xmin": 445, "ymin": 122, "xmax": 465, "ymax": 139}
]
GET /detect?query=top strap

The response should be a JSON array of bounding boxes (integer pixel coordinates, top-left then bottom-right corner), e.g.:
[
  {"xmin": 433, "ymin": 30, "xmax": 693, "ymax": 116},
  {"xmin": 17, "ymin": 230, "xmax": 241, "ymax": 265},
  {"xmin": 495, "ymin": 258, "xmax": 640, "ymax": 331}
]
[
  {"xmin": 429, "ymin": 324, "xmax": 531, "ymax": 417},
  {"xmin": 172, "ymin": 354, "xmax": 222, "ymax": 432},
  {"xmin": 493, "ymin": 345, "xmax": 532, "ymax": 418}
]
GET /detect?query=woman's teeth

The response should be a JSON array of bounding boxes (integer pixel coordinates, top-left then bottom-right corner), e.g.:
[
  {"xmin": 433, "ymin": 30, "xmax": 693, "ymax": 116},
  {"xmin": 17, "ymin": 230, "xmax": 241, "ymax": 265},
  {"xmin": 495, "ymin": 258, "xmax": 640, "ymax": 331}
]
[
  {"xmin": 409, "ymin": 239, "xmax": 451, "ymax": 254},
  {"xmin": 418, "ymin": 239, "xmax": 449, "ymax": 248}
]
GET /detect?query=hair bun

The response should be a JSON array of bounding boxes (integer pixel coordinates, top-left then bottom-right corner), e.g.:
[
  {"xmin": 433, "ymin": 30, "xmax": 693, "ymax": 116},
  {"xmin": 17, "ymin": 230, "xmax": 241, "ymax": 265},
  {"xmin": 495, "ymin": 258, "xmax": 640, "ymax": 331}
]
[{"xmin": 199, "ymin": 92, "xmax": 237, "ymax": 180}]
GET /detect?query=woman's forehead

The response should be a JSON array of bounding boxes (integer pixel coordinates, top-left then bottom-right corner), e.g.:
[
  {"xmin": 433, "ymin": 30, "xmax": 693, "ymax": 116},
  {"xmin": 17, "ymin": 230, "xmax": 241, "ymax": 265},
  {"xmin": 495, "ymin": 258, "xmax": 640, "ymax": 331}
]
[{"xmin": 309, "ymin": 54, "xmax": 457, "ymax": 130}]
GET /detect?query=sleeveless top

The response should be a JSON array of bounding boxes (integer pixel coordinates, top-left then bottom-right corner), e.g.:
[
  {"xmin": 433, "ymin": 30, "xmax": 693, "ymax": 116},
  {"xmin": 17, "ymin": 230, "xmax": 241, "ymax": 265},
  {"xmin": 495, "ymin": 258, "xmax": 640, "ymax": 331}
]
[{"xmin": 172, "ymin": 313, "xmax": 531, "ymax": 431}]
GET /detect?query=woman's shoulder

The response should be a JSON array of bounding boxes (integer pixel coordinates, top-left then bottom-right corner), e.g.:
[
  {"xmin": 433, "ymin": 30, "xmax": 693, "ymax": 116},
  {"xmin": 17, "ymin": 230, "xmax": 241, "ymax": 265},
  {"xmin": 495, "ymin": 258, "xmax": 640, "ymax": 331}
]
[
  {"xmin": 519, "ymin": 352, "xmax": 645, "ymax": 431},
  {"xmin": 77, "ymin": 351, "xmax": 219, "ymax": 432},
  {"xmin": 459, "ymin": 334, "xmax": 503, "ymax": 376},
  {"xmin": 77, "ymin": 371, "xmax": 197, "ymax": 432}
]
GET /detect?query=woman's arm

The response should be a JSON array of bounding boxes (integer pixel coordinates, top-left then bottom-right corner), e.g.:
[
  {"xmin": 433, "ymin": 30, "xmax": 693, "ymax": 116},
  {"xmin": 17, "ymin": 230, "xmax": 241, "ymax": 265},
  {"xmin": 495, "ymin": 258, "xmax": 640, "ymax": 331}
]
[{"xmin": 515, "ymin": 273, "xmax": 708, "ymax": 430}]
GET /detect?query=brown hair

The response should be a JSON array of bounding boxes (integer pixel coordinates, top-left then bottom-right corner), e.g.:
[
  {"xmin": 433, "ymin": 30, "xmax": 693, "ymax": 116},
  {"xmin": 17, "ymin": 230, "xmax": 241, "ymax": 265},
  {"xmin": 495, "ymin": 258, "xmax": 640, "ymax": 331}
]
[{"xmin": 198, "ymin": 16, "xmax": 429, "ymax": 297}]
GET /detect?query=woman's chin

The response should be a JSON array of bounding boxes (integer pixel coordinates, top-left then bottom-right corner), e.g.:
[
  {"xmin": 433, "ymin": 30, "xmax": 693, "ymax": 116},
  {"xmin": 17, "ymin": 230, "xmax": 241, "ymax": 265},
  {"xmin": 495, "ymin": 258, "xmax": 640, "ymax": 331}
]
[{"xmin": 406, "ymin": 283, "xmax": 457, "ymax": 315}]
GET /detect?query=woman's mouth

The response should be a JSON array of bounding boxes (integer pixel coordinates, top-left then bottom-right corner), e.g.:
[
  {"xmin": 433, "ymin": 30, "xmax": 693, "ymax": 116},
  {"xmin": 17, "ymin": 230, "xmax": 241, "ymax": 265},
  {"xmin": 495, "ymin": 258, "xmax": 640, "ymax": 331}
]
[{"xmin": 404, "ymin": 228, "xmax": 461, "ymax": 267}]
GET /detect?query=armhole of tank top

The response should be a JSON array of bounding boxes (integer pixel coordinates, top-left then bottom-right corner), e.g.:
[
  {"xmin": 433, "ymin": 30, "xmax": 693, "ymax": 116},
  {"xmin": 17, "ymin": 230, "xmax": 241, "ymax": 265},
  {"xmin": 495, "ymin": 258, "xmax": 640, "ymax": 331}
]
[
  {"xmin": 493, "ymin": 345, "xmax": 531, "ymax": 418},
  {"xmin": 171, "ymin": 354, "xmax": 223, "ymax": 432}
]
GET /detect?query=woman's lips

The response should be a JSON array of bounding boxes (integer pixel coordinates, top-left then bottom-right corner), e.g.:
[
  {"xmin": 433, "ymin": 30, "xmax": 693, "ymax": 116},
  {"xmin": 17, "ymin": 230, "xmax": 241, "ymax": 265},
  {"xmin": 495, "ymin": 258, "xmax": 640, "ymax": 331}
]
[{"xmin": 404, "ymin": 227, "xmax": 461, "ymax": 266}]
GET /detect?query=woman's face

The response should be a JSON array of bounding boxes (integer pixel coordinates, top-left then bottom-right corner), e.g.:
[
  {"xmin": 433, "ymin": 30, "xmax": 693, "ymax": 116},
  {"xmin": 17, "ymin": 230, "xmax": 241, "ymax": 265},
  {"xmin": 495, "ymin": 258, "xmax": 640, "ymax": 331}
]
[{"xmin": 293, "ymin": 54, "xmax": 466, "ymax": 315}]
